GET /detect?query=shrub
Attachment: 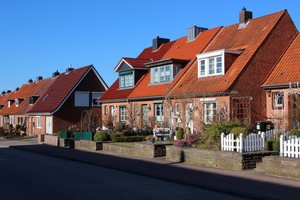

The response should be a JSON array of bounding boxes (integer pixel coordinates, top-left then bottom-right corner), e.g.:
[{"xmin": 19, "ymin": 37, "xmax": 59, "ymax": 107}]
[
  {"xmin": 114, "ymin": 122, "xmax": 124, "ymax": 132},
  {"xmin": 272, "ymin": 141, "xmax": 280, "ymax": 152},
  {"xmin": 230, "ymin": 127, "xmax": 248, "ymax": 138},
  {"xmin": 264, "ymin": 141, "xmax": 273, "ymax": 151},
  {"xmin": 176, "ymin": 127, "xmax": 184, "ymax": 140},
  {"xmin": 174, "ymin": 140, "xmax": 187, "ymax": 147},
  {"xmin": 288, "ymin": 129, "xmax": 300, "ymax": 137},
  {"xmin": 114, "ymin": 136, "xmax": 145, "ymax": 143},
  {"xmin": 122, "ymin": 130, "xmax": 132, "ymax": 137},
  {"xmin": 111, "ymin": 132, "xmax": 120, "ymax": 142},
  {"xmin": 145, "ymin": 135, "xmax": 155, "ymax": 143},
  {"xmin": 94, "ymin": 131, "xmax": 108, "ymax": 142}
]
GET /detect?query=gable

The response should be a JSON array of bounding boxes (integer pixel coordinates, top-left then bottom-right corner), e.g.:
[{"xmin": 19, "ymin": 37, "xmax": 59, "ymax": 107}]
[{"xmin": 118, "ymin": 62, "xmax": 132, "ymax": 72}]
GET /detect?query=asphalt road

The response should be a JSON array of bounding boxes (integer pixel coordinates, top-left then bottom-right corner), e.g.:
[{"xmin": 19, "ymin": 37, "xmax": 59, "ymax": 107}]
[{"xmin": 0, "ymin": 148, "xmax": 244, "ymax": 200}]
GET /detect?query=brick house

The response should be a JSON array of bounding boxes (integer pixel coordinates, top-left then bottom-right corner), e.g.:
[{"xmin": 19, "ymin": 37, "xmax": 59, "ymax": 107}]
[
  {"xmin": 100, "ymin": 25, "xmax": 221, "ymax": 129},
  {"xmin": 0, "ymin": 78, "xmax": 54, "ymax": 132},
  {"xmin": 26, "ymin": 65, "xmax": 108, "ymax": 135},
  {"xmin": 168, "ymin": 9, "xmax": 297, "ymax": 131},
  {"xmin": 262, "ymin": 33, "xmax": 300, "ymax": 132}
]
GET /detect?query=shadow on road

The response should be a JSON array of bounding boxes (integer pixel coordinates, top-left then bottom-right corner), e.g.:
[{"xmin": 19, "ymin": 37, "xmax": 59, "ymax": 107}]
[{"xmin": 10, "ymin": 144, "xmax": 300, "ymax": 200}]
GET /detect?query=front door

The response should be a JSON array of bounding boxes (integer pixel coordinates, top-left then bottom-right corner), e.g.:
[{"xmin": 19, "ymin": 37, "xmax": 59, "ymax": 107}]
[{"xmin": 46, "ymin": 116, "xmax": 53, "ymax": 134}]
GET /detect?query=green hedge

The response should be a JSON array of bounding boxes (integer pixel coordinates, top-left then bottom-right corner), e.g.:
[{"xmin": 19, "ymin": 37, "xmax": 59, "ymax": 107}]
[{"xmin": 113, "ymin": 136, "xmax": 145, "ymax": 143}]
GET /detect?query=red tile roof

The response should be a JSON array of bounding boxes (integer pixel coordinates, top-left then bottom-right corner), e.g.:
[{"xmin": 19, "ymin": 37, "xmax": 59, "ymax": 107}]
[
  {"xmin": 263, "ymin": 33, "xmax": 300, "ymax": 87},
  {"xmin": 0, "ymin": 79, "xmax": 55, "ymax": 116},
  {"xmin": 100, "ymin": 42, "xmax": 175, "ymax": 102},
  {"xmin": 170, "ymin": 10, "xmax": 287, "ymax": 96},
  {"xmin": 128, "ymin": 27, "xmax": 222, "ymax": 99},
  {"xmin": 28, "ymin": 65, "xmax": 92, "ymax": 113}
]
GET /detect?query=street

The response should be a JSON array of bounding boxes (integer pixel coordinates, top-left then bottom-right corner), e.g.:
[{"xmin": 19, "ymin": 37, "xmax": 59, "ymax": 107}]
[{"xmin": 0, "ymin": 148, "xmax": 243, "ymax": 200}]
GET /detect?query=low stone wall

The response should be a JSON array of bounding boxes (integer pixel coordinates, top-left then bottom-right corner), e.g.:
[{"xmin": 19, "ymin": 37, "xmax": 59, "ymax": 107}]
[
  {"xmin": 257, "ymin": 156, "xmax": 300, "ymax": 179},
  {"xmin": 75, "ymin": 140, "xmax": 103, "ymax": 152},
  {"xmin": 166, "ymin": 146, "xmax": 276, "ymax": 170},
  {"xmin": 44, "ymin": 135, "xmax": 59, "ymax": 146},
  {"xmin": 103, "ymin": 142, "xmax": 171, "ymax": 158},
  {"xmin": 59, "ymin": 138, "xmax": 74, "ymax": 148}
]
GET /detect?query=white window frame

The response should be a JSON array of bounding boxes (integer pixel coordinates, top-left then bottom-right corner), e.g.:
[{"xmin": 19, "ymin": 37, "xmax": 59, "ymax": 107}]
[
  {"xmin": 15, "ymin": 99, "xmax": 19, "ymax": 107},
  {"xmin": 154, "ymin": 103, "xmax": 164, "ymax": 122},
  {"xmin": 8, "ymin": 100, "xmax": 13, "ymax": 108},
  {"xmin": 142, "ymin": 104, "xmax": 148, "ymax": 123},
  {"xmin": 151, "ymin": 65, "xmax": 173, "ymax": 84},
  {"xmin": 92, "ymin": 92, "xmax": 103, "ymax": 107},
  {"xmin": 74, "ymin": 91, "xmax": 90, "ymax": 107},
  {"xmin": 36, "ymin": 117, "xmax": 42, "ymax": 129},
  {"xmin": 203, "ymin": 102, "xmax": 216, "ymax": 124},
  {"xmin": 9, "ymin": 116, "xmax": 15, "ymax": 126},
  {"xmin": 175, "ymin": 103, "xmax": 182, "ymax": 123},
  {"xmin": 119, "ymin": 73, "xmax": 134, "ymax": 89},
  {"xmin": 197, "ymin": 49, "xmax": 242, "ymax": 78},
  {"xmin": 119, "ymin": 106, "xmax": 126, "ymax": 122}
]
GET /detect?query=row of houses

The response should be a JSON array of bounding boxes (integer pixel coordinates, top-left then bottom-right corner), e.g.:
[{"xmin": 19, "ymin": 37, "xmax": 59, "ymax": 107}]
[
  {"xmin": 1, "ymin": 8, "xmax": 300, "ymax": 135},
  {"xmin": 100, "ymin": 8, "xmax": 300, "ymax": 133},
  {"xmin": 0, "ymin": 65, "xmax": 108, "ymax": 135}
]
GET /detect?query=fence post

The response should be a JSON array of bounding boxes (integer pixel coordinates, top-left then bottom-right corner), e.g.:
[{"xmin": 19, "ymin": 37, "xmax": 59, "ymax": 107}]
[
  {"xmin": 261, "ymin": 132, "xmax": 265, "ymax": 149},
  {"xmin": 239, "ymin": 133, "xmax": 243, "ymax": 153},
  {"xmin": 221, "ymin": 132, "xmax": 224, "ymax": 151},
  {"xmin": 280, "ymin": 135, "xmax": 284, "ymax": 157}
]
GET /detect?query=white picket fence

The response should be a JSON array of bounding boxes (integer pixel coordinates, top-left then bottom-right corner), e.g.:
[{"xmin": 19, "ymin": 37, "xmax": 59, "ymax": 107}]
[
  {"xmin": 221, "ymin": 130, "xmax": 276, "ymax": 153},
  {"xmin": 280, "ymin": 135, "xmax": 300, "ymax": 158}
]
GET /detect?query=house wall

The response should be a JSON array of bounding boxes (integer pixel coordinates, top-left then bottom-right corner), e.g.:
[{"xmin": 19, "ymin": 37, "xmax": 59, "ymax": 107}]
[
  {"xmin": 232, "ymin": 13, "xmax": 297, "ymax": 124},
  {"xmin": 52, "ymin": 70, "xmax": 105, "ymax": 134},
  {"xmin": 27, "ymin": 116, "xmax": 47, "ymax": 135}
]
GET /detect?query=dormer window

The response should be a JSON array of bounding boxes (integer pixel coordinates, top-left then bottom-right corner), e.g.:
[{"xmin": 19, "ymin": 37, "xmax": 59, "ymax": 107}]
[
  {"xmin": 29, "ymin": 96, "xmax": 39, "ymax": 105},
  {"xmin": 8, "ymin": 100, "xmax": 14, "ymax": 108},
  {"xmin": 197, "ymin": 49, "xmax": 241, "ymax": 78},
  {"xmin": 119, "ymin": 72, "xmax": 134, "ymax": 89},
  {"xmin": 15, "ymin": 99, "xmax": 19, "ymax": 107},
  {"xmin": 151, "ymin": 65, "xmax": 172, "ymax": 84},
  {"xmin": 0, "ymin": 105, "xmax": 4, "ymax": 110}
]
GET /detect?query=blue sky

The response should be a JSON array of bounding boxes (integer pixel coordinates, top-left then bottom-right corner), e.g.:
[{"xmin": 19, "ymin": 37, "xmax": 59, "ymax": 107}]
[{"xmin": 0, "ymin": 0, "xmax": 299, "ymax": 92}]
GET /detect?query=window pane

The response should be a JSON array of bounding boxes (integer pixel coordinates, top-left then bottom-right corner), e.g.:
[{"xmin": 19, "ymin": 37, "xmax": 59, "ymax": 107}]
[
  {"xmin": 216, "ymin": 56, "xmax": 222, "ymax": 74},
  {"xmin": 209, "ymin": 58, "xmax": 215, "ymax": 74}
]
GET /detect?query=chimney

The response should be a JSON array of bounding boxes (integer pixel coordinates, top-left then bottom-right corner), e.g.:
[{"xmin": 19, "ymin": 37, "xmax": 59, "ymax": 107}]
[
  {"xmin": 239, "ymin": 7, "xmax": 252, "ymax": 24},
  {"xmin": 2, "ymin": 91, "xmax": 6, "ymax": 95},
  {"xmin": 152, "ymin": 36, "xmax": 170, "ymax": 51},
  {"xmin": 16, "ymin": 87, "xmax": 19, "ymax": 91},
  {"xmin": 66, "ymin": 67, "xmax": 74, "ymax": 73},
  {"xmin": 28, "ymin": 78, "xmax": 33, "ymax": 83},
  {"xmin": 187, "ymin": 25, "xmax": 208, "ymax": 42},
  {"xmin": 7, "ymin": 90, "xmax": 11, "ymax": 93},
  {"xmin": 52, "ymin": 70, "xmax": 60, "ymax": 78},
  {"xmin": 36, "ymin": 76, "xmax": 43, "ymax": 81}
]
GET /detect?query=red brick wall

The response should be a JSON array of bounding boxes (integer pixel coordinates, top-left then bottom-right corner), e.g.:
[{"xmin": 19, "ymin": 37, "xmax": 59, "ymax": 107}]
[
  {"xmin": 232, "ymin": 13, "xmax": 298, "ymax": 124},
  {"xmin": 52, "ymin": 70, "xmax": 105, "ymax": 133}
]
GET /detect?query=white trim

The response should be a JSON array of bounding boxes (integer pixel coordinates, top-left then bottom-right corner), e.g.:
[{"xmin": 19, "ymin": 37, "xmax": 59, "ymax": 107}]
[
  {"xmin": 36, "ymin": 116, "xmax": 42, "ymax": 129},
  {"xmin": 200, "ymin": 98, "xmax": 216, "ymax": 102}
]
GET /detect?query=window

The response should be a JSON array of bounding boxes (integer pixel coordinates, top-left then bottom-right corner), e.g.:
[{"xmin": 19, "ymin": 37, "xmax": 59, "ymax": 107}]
[
  {"xmin": 134, "ymin": 104, "xmax": 139, "ymax": 115},
  {"xmin": 154, "ymin": 103, "xmax": 164, "ymax": 122},
  {"xmin": 120, "ymin": 73, "xmax": 134, "ymax": 89},
  {"xmin": 75, "ymin": 91, "xmax": 89, "ymax": 107},
  {"xmin": 15, "ymin": 99, "xmax": 19, "ymax": 107},
  {"xmin": 142, "ymin": 104, "xmax": 148, "ymax": 124},
  {"xmin": 36, "ymin": 117, "xmax": 42, "ymax": 129},
  {"xmin": 9, "ymin": 116, "xmax": 15, "ymax": 126},
  {"xmin": 272, "ymin": 92, "xmax": 284, "ymax": 109},
  {"xmin": 199, "ymin": 55, "xmax": 223, "ymax": 77},
  {"xmin": 151, "ymin": 65, "xmax": 172, "ymax": 84},
  {"xmin": 92, "ymin": 92, "xmax": 103, "ymax": 107},
  {"xmin": 104, "ymin": 106, "xmax": 108, "ymax": 115},
  {"xmin": 203, "ymin": 102, "xmax": 216, "ymax": 124},
  {"xmin": 175, "ymin": 103, "xmax": 182, "ymax": 123},
  {"xmin": 8, "ymin": 100, "xmax": 14, "ymax": 108},
  {"xmin": 120, "ymin": 106, "xmax": 126, "ymax": 122},
  {"xmin": 17, "ymin": 117, "xmax": 24, "ymax": 125},
  {"xmin": 110, "ymin": 106, "xmax": 116, "ymax": 121},
  {"xmin": 29, "ymin": 96, "xmax": 39, "ymax": 105}
]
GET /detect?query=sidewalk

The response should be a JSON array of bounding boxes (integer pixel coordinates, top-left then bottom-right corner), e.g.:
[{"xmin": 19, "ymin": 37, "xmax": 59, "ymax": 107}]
[{"xmin": 9, "ymin": 143, "xmax": 300, "ymax": 200}]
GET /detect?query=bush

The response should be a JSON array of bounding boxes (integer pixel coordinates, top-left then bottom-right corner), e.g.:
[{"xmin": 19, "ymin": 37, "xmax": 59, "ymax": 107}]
[
  {"xmin": 230, "ymin": 127, "xmax": 249, "ymax": 138},
  {"xmin": 94, "ymin": 131, "xmax": 109, "ymax": 142},
  {"xmin": 114, "ymin": 136, "xmax": 145, "ymax": 143},
  {"xmin": 272, "ymin": 141, "xmax": 280, "ymax": 152},
  {"xmin": 174, "ymin": 140, "xmax": 187, "ymax": 147},
  {"xmin": 176, "ymin": 127, "xmax": 184, "ymax": 140},
  {"xmin": 145, "ymin": 135, "xmax": 155, "ymax": 143},
  {"xmin": 114, "ymin": 122, "xmax": 124, "ymax": 132},
  {"xmin": 193, "ymin": 120, "xmax": 245, "ymax": 150},
  {"xmin": 111, "ymin": 132, "xmax": 120, "ymax": 142},
  {"xmin": 264, "ymin": 141, "xmax": 273, "ymax": 151},
  {"xmin": 288, "ymin": 129, "xmax": 300, "ymax": 137}
]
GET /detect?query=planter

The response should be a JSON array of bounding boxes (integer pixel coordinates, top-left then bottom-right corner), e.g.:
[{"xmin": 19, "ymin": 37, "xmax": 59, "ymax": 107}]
[
  {"xmin": 44, "ymin": 135, "xmax": 59, "ymax": 146},
  {"xmin": 75, "ymin": 140, "xmax": 103, "ymax": 151}
]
